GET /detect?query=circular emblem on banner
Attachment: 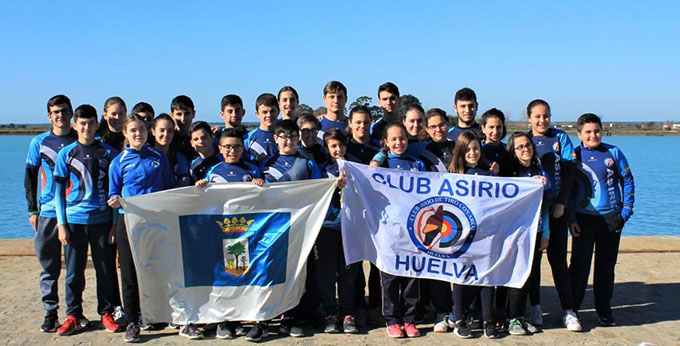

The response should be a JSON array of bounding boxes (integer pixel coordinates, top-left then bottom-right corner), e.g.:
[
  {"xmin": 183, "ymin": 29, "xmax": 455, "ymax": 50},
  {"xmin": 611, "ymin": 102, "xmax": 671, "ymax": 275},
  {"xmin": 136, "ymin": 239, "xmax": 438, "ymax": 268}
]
[{"xmin": 407, "ymin": 196, "xmax": 477, "ymax": 259}]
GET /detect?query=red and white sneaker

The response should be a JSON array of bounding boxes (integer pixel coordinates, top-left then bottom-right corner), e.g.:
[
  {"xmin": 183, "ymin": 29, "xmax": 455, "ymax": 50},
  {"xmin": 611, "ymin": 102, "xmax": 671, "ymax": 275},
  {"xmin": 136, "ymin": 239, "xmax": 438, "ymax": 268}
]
[
  {"xmin": 386, "ymin": 323, "xmax": 404, "ymax": 338},
  {"xmin": 57, "ymin": 315, "xmax": 84, "ymax": 336},
  {"xmin": 101, "ymin": 312, "xmax": 121, "ymax": 332},
  {"xmin": 403, "ymin": 322, "xmax": 420, "ymax": 337}
]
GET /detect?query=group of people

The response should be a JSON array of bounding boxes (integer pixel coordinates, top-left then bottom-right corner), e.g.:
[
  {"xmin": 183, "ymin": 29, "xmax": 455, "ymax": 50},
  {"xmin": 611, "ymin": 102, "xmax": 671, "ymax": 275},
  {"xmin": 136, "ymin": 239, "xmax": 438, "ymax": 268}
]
[{"xmin": 24, "ymin": 81, "xmax": 634, "ymax": 342}]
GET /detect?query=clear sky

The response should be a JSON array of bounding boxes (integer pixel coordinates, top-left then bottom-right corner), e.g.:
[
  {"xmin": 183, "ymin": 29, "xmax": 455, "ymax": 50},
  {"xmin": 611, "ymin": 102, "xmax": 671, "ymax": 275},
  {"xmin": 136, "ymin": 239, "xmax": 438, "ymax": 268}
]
[{"xmin": 1, "ymin": 1, "xmax": 678, "ymax": 124}]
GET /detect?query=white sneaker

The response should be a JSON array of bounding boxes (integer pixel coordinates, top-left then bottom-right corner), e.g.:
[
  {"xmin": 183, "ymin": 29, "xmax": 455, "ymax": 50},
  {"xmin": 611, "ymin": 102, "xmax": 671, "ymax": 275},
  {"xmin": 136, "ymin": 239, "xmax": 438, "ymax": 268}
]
[
  {"xmin": 433, "ymin": 316, "xmax": 455, "ymax": 333},
  {"xmin": 563, "ymin": 311, "xmax": 582, "ymax": 332},
  {"xmin": 526, "ymin": 304, "xmax": 543, "ymax": 326}
]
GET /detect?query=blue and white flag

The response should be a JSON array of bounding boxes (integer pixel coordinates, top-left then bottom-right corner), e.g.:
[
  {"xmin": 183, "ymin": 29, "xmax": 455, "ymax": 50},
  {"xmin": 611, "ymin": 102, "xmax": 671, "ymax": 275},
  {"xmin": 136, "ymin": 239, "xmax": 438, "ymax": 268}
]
[
  {"xmin": 339, "ymin": 160, "xmax": 544, "ymax": 289},
  {"xmin": 119, "ymin": 179, "xmax": 337, "ymax": 324}
]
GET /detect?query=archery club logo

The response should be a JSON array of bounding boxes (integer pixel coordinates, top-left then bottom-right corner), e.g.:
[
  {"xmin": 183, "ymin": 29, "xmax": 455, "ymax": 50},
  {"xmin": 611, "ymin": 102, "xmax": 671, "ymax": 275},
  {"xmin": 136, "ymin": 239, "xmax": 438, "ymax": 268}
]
[
  {"xmin": 407, "ymin": 196, "xmax": 477, "ymax": 259},
  {"xmin": 604, "ymin": 158, "xmax": 614, "ymax": 167}
]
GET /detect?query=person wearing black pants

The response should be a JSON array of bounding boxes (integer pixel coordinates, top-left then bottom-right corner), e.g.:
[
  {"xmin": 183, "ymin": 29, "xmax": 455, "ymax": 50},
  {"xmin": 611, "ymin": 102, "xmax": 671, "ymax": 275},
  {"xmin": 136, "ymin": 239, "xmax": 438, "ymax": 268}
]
[
  {"xmin": 546, "ymin": 214, "xmax": 573, "ymax": 312},
  {"xmin": 116, "ymin": 221, "xmax": 141, "ymax": 325},
  {"xmin": 452, "ymin": 284, "xmax": 494, "ymax": 337},
  {"xmin": 507, "ymin": 234, "xmax": 545, "ymax": 335},
  {"xmin": 381, "ymin": 272, "xmax": 420, "ymax": 333}
]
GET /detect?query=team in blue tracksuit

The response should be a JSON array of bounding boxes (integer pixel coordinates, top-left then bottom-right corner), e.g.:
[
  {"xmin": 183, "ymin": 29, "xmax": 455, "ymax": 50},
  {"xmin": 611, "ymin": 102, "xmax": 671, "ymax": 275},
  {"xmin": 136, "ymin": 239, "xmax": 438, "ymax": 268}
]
[
  {"xmin": 317, "ymin": 117, "xmax": 348, "ymax": 141},
  {"xmin": 527, "ymin": 127, "xmax": 576, "ymax": 312},
  {"xmin": 190, "ymin": 152, "xmax": 223, "ymax": 182},
  {"xmin": 244, "ymin": 128, "xmax": 278, "ymax": 163},
  {"xmin": 109, "ymin": 144, "xmax": 175, "ymax": 323},
  {"xmin": 568, "ymin": 142, "xmax": 634, "ymax": 319},
  {"xmin": 25, "ymin": 129, "xmax": 78, "ymax": 317},
  {"xmin": 54, "ymin": 139, "xmax": 122, "ymax": 319},
  {"xmin": 261, "ymin": 153, "xmax": 322, "ymax": 183},
  {"xmin": 447, "ymin": 123, "xmax": 481, "ymax": 141},
  {"xmin": 376, "ymin": 152, "xmax": 426, "ymax": 326},
  {"xmin": 204, "ymin": 160, "xmax": 262, "ymax": 183}
]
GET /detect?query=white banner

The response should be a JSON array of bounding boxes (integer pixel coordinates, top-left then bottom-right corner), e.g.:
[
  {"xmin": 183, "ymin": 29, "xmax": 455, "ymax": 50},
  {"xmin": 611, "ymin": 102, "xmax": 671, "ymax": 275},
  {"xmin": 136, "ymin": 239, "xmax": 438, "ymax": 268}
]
[
  {"xmin": 339, "ymin": 160, "xmax": 543, "ymax": 289},
  {"xmin": 120, "ymin": 178, "xmax": 337, "ymax": 324}
]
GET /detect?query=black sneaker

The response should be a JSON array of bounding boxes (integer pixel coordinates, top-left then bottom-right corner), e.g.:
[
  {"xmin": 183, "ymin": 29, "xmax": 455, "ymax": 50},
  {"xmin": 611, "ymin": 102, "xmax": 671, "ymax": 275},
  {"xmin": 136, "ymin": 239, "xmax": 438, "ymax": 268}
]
[
  {"xmin": 453, "ymin": 320, "xmax": 472, "ymax": 339},
  {"xmin": 483, "ymin": 320, "xmax": 498, "ymax": 339},
  {"xmin": 324, "ymin": 315, "xmax": 340, "ymax": 333},
  {"xmin": 124, "ymin": 322, "xmax": 140, "ymax": 343},
  {"xmin": 41, "ymin": 311, "xmax": 58, "ymax": 332},
  {"xmin": 179, "ymin": 324, "xmax": 203, "ymax": 339},
  {"xmin": 599, "ymin": 314, "xmax": 616, "ymax": 327},
  {"xmin": 246, "ymin": 322, "xmax": 267, "ymax": 342}
]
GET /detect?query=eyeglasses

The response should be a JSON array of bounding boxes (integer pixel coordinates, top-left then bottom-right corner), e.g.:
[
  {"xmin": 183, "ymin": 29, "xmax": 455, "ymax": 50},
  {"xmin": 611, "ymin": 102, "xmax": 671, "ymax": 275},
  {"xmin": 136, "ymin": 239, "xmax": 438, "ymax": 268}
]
[
  {"xmin": 427, "ymin": 123, "xmax": 448, "ymax": 130},
  {"xmin": 277, "ymin": 135, "xmax": 299, "ymax": 141},
  {"xmin": 219, "ymin": 144, "xmax": 243, "ymax": 151},
  {"xmin": 300, "ymin": 128, "xmax": 318, "ymax": 135},
  {"xmin": 514, "ymin": 144, "xmax": 532, "ymax": 151}
]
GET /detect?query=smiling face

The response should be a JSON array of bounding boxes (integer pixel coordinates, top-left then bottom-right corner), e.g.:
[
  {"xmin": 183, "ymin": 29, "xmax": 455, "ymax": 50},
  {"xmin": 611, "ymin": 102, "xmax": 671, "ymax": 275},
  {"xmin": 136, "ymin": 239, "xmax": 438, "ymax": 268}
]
[
  {"xmin": 403, "ymin": 109, "xmax": 424, "ymax": 138},
  {"xmin": 323, "ymin": 91, "xmax": 347, "ymax": 115},
  {"xmin": 326, "ymin": 139, "xmax": 347, "ymax": 160},
  {"xmin": 578, "ymin": 122, "xmax": 603, "ymax": 149},
  {"xmin": 384, "ymin": 125, "xmax": 408, "ymax": 155},
  {"xmin": 464, "ymin": 140, "xmax": 481, "ymax": 167},
  {"xmin": 152, "ymin": 118, "xmax": 175, "ymax": 147},
  {"xmin": 513, "ymin": 135, "xmax": 534, "ymax": 167},
  {"xmin": 349, "ymin": 111, "xmax": 371, "ymax": 141},
  {"xmin": 454, "ymin": 99, "xmax": 477, "ymax": 126},
  {"xmin": 482, "ymin": 117, "xmax": 503, "ymax": 144},
  {"xmin": 74, "ymin": 117, "xmax": 98, "ymax": 143},
  {"xmin": 278, "ymin": 91, "xmax": 299, "ymax": 119},
  {"xmin": 274, "ymin": 131, "xmax": 299, "ymax": 155},
  {"xmin": 221, "ymin": 103, "xmax": 245, "ymax": 128},
  {"xmin": 104, "ymin": 103, "xmax": 126, "ymax": 132},
  {"xmin": 123, "ymin": 120, "xmax": 147, "ymax": 150},
  {"xmin": 218, "ymin": 136, "xmax": 244, "ymax": 164},
  {"xmin": 528, "ymin": 104, "xmax": 551, "ymax": 136},
  {"xmin": 378, "ymin": 91, "xmax": 399, "ymax": 115},
  {"xmin": 425, "ymin": 115, "xmax": 449, "ymax": 142},
  {"xmin": 256, "ymin": 105, "xmax": 278, "ymax": 130},
  {"xmin": 47, "ymin": 103, "xmax": 73, "ymax": 131}
]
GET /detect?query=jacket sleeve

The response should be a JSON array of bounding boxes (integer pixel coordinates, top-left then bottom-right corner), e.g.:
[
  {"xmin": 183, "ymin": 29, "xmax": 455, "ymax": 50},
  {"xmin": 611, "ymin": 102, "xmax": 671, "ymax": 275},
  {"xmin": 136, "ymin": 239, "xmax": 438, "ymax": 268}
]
[
  {"xmin": 612, "ymin": 146, "xmax": 634, "ymax": 209},
  {"xmin": 24, "ymin": 137, "xmax": 42, "ymax": 214}
]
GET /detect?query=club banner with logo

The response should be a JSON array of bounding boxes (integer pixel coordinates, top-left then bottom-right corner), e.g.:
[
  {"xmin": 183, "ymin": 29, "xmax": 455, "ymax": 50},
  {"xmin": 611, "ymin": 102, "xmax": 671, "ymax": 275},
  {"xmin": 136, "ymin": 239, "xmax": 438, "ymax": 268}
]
[
  {"xmin": 338, "ymin": 160, "xmax": 544, "ymax": 289},
  {"xmin": 119, "ymin": 178, "xmax": 337, "ymax": 324}
]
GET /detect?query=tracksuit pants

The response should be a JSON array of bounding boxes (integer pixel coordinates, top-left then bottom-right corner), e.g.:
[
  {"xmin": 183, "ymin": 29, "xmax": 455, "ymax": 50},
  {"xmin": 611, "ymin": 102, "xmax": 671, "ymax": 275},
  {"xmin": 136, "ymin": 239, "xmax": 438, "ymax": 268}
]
[
  {"xmin": 34, "ymin": 216, "xmax": 61, "ymax": 313},
  {"xmin": 380, "ymin": 272, "xmax": 419, "ymax": 325},
  {"xmin": 546, "ymin": 214, "xmax": 573, "ymax": 311},
  {"xmin": 117, "ymin": 221, "xmax": 141, "ymax": 322},
  {"xmin": 315, "ymin": 227, "xmax": 361, "ymax": 317},
  {"xmin": 507, "ymin": 233, "xmax": 544, "ymax": 319}
]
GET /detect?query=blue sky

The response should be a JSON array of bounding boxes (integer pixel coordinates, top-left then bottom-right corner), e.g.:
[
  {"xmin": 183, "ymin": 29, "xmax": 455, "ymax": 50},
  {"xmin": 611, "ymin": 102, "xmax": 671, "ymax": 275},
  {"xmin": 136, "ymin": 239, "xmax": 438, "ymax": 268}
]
[{"xmin": 1, "ymin": 1, "xmax": 678, "ymax": 124}]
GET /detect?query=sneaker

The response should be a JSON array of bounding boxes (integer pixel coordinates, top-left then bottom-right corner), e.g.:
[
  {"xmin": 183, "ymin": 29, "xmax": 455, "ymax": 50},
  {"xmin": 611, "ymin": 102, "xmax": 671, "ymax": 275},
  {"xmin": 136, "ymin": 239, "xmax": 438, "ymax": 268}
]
[
  {"xmin": 234, "ymin": 323, "xmax": 246, "ymax": 336},
  {"xmin": 599, "ymin": 314, "xmax": 617, "ymax": 327},
  {"xmin": 508, "ymin": 318, "xmax": 527, "ymax": 335},
  {"xmin": 467, "ymin": 315, "xmax": 482, "ymax": 330},
  {"xmin": 403, "ymin": 322, "xmax": 420, "ymax": 337},
  {"xmin": 279, "ymin": 318, "xmax": 304, "ymax": 337},
  {"xmin": 168, "ymin": 323, "xmax": 180, "ymax": 329},
  {"xmin": 101, "ymin": 312, "xmax": 121, "ymax": 332},
  {"xmin": 216, "ymin": 322, "xmax": 234, "ymax": 339},
  {"xmin": 245, "ymin": 322, "xmax": 267, "ymax": 342},
  {"xmin": 124, "ymin": 322, "xmax": 140, "ymax": 343},
  {"xmin": 179, "ymin": 324, "xmax": 203, "ymax": 339},
  {"xmin": 483, "ymin": 320, "xmax": 498, "ymax": 339},
  {"xmin": 41, "ymin": 312, "xmax": 58, "ymax": 332},
  {"xmin": 563, "ymin": 311, "xmax": 583, "ymax": 332},
  {"xmin": 526, "ymin": 304, "xmax": 543, "ymax": 326},
  {"xmin": 433, "ymin": 315, "xmax": 455, "ymax": 333},
  {"xmin": 343, "ymin": 315, "xmax": 358, "ymax": 334},
  {"xmin": 525, "ymin": 321, "xmax": 539, "ymax": 334},
  {"xmin": 453, "ymin": 320, "xmax": 472, "ymax": 339},
  {"xmin": 324, "ymin": 315, "xmax": 340, "ymax": 333},
  {"xmin": 386, "ymin": 323, "xmax": 403, "ymax": 338},
  {"xmin": 57, "ymin": 315, "xmax": 84, "ymax": 336},
  {"xmin": 113, "ymin": 306, "xmax": 127, "ymax": 327}
]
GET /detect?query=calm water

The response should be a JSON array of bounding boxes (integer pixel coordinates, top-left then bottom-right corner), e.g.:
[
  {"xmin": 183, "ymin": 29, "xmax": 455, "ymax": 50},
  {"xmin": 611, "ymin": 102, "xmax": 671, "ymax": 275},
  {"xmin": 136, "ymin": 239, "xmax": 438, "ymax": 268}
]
[{"xmin": 1, "ymin": 135, "xmax": 678, "ymax": 238}]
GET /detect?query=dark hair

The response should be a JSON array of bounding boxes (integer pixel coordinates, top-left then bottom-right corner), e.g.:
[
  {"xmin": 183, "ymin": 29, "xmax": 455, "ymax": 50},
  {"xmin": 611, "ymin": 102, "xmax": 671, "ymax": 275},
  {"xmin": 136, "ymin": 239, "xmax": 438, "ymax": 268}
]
[
  {"xmin": 221, "ymin": 94, "xmax": 243, "ymax": 110},
  {"xmin": 506, "ymin": 132, "xmax": 539, "ymax": 167},
  {"xmin": 296, "ymin": 113, "xmax": 320, "ymax": 129},
  {"xmin": 123, "ymin": 114, "xmax": 146, "ymax": 131},
  {"xmin": 275, "ymin": 119, "xmax": 299, "ymax": 136},
  {"xmin": 480, "ymin": 108, "xmax": 507, "ymax": 140},
  {"xmin": 425, "ymin": 108, "xmax": 447, "ymax": 123},
  {"xmin": 153, "ymin": 113, "xmax": 174, "ymax": 128},
  {"xmin": 576, "ymin": 113, "xmax": 602, "ymax": 132},
  {"xmin": 449, "ymin": 131, "xmax": 486, "ymax": 174},
  {"xmin": 74, "ymin": 104, "xmax": 98, "ymax": 120},
  {"xmin": 219, "ymin": 127, "xmax": 245, "ymax": 143},
  {"xmin": 404, "ymin": 104, "xmax": 425, "ymax": 116},
  {"xmin": 104, "ymin": 96, "xmax": 127, "ymax": 113},
  {"xmin": 255, "ymin": 93, "xmax": 278, "ymax": 112},
  {"xmin": 323, "ymin": 127, "xmax": 347, "ymax": 146},
  {"xmin": 347, "ymin": 105, "xmax": 372, "ymax": 138},
  {"xmin": 378, "ymin": 82, "xmax": 400, "ymax": 98},
  {"xmin": 47, "ymin": 95, "xmax": 72, "ymax": 112},
  {"xmin": 131, "ymin": 102, "xmax": 154, "ymax": 117},
  {"xmin": 278, "ymin": 86, "xmax": 299, "ymax": 101},
  {"xmin": 189, "ymin": 121, "xmax": 212, "ymax": 135},
  {"xmin": 526, "ymin": 99, "xmax": 550, "ymax": 117},
  {"xmin": 380, "ymin": 121, "xmax": 408, "ymax": 154},
  {"xmin": 323, "ymin": 81, "xmax": 347, "ymax": 97},
  {"xmin": 454, "ymin": 87, "xmax": 477, "ymax": 104},
  {"xmin": 98, "ymin": 96, "xmax": 127, "ymax": 141},
  {"xmin": 171, "ymin": 95, "xmax": 195, "ymax": 112}
]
